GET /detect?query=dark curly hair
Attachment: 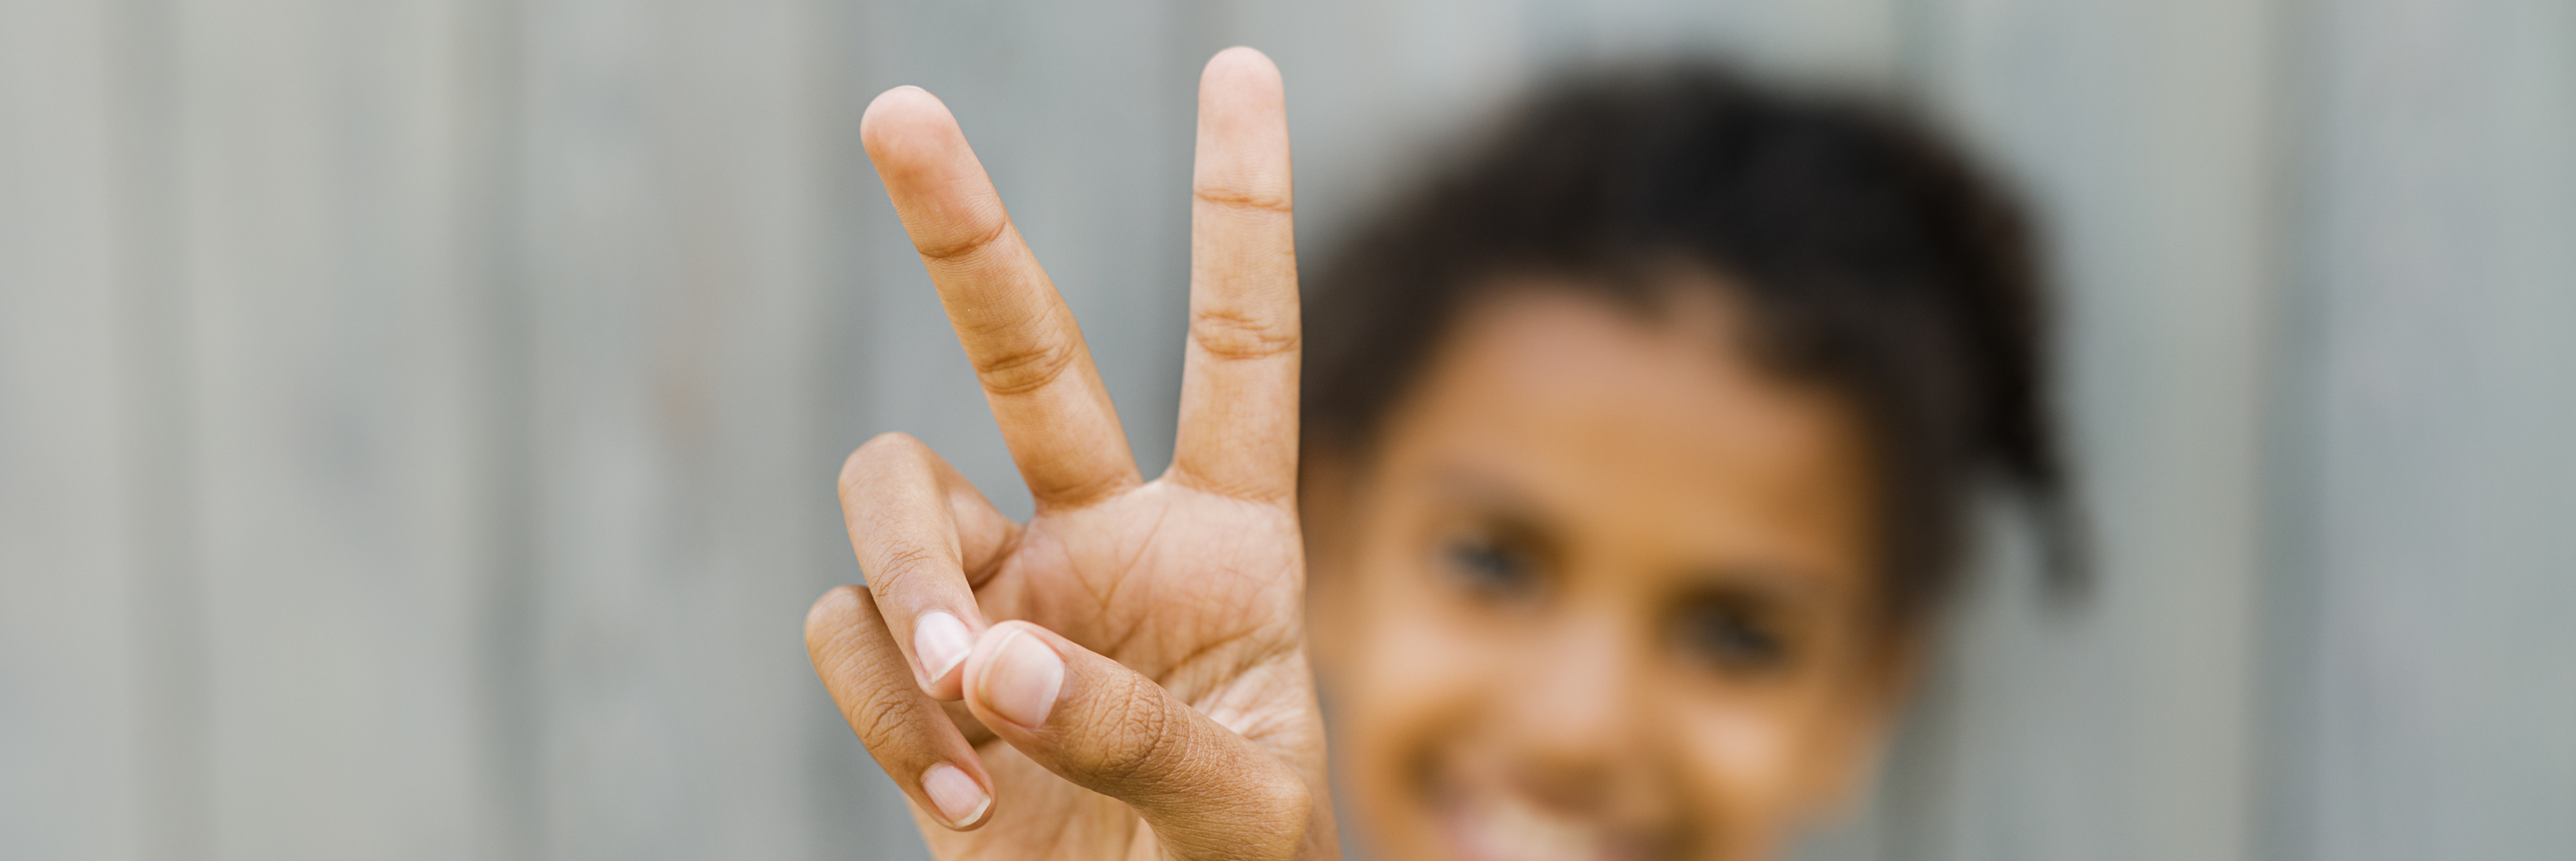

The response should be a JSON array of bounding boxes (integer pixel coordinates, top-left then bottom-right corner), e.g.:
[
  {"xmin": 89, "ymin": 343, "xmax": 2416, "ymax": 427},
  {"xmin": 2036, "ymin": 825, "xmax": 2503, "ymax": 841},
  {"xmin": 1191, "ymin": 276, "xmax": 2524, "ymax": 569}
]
[{"xmin": 1301, "ymin": 63, "xmax": 2082, "ymax": 627}]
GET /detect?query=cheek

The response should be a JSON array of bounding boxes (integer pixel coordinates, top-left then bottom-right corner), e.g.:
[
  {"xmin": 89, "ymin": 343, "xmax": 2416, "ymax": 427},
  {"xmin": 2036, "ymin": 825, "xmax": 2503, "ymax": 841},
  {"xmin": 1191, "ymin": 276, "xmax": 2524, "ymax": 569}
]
[
  {"xmin": 1670, "ymin": 673, "xmax": 1883, "ymax": 843},
  {"xmin": 1329, "ymin": 501, "xmax": 1506, "ymax": 738},
  {"xmin": 1338, "ymin": 569, "xmax": 1507, "ymax": 763},
  {"xmin": 1649, "ymin": 700, "xmax": 1808, "ymax": 860},
  {"xmin": 1327, "ymin": 557, "xmax": 1520, "ymax": 845},
  {"xmin": 1681, "ymin": 704, "xmax": 1801, "ymax": 803}
]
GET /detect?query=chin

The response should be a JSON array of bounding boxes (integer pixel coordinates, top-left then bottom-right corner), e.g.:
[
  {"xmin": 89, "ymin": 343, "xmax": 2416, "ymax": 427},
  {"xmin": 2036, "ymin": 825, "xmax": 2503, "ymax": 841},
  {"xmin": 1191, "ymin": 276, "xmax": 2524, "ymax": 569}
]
[
  {"xmin": 1432, "ymin": 789, "xmax": 1660, "ymax": 861},
  {"xmin": 1369, "ymin": 750, "xmax": 1689, "ymax": 861}
]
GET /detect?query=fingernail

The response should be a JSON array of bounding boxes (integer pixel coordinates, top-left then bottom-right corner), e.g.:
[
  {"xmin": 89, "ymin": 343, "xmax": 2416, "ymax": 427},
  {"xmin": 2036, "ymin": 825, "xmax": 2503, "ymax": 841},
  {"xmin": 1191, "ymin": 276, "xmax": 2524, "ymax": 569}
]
[
  {"xmin": 913, "ymin": 611, "xmax": 974, "ymax": 685},
  {"xmin": 920, "ymin": 762, "xmax": 990, "ymax": 827},
  {"xmin": 982, "ymin": 628, "xmax": 1064, "ymax": 728}
]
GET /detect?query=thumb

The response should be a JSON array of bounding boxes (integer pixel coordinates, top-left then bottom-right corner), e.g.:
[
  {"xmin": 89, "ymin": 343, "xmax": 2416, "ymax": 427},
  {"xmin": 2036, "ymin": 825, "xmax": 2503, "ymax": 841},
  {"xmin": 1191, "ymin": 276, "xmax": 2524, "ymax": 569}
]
[{"xmin": 957, "ymin": 621, "xmax": 1328, "ymax": 860}]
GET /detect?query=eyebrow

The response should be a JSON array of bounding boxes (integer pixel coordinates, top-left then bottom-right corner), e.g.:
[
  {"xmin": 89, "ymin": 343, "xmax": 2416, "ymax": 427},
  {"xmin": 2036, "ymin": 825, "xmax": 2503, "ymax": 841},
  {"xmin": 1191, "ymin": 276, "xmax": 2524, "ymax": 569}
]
[
  {"xmin": 1426, "ymin": 466, "xmax": 1552, "ymax": 521},
  {"xmin": 1426, "ymin": 468, "xmax": 1569, "ymax": 562},
  {"xmin": 1428, "ymin": 463, "xmax": 1845, "ymax": 606},
  {"xmin": 1672, "ymin": 563, "xmax": 1838, "ymax": 611}
]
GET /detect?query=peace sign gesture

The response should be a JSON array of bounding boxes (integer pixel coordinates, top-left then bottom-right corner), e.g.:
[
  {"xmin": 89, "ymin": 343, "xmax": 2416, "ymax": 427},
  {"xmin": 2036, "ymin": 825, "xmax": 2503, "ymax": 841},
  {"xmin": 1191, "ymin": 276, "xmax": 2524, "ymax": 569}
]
[{"xmin": 804, "ymin": 48, "xmax": 1335, "ymax": 861}]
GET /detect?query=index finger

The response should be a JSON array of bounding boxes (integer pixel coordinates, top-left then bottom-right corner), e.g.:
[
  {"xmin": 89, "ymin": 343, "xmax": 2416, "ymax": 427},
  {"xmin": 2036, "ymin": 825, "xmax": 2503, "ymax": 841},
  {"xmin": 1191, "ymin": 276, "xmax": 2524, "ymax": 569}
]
[{"xmin": 862, "ymin": 86, "xmax": 1140, "ymax": 508}]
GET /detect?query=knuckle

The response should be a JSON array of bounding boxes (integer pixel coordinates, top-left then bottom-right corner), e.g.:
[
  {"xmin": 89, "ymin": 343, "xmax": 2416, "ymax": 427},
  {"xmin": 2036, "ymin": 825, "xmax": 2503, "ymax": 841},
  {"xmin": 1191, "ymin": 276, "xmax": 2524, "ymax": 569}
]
[
  {"xmin": 849, "ymin": 677, "xmax": 925, "ymax": 748},
  {"xmin": 841, "ymin": 432, "xmax": 927, "ymax": 496},
  {"xmin": 861, "ymin": 542, "xmax": 950, "ymax": 596},
  {"xmin": 970, "ymin": 332, "xmax": 1081, "ymax": 396},
  {"xmin": 1189, "ymin": 306, "xmax": 1299, "ymax": 361},
  {"xmin": 1194, "ymin": 185, "xmax": 1293, "ymax": 215},
  {"xmin": 911, "ymin": 217, "xmax": 1010, "ymax": 263},
  {"xmin": 1023, "ymin": 466, "xmax": 1135, "ymax": 510},
  {"xmin": 1087, "ymin": 675, "xmax": 1182, "ymax": 784}
]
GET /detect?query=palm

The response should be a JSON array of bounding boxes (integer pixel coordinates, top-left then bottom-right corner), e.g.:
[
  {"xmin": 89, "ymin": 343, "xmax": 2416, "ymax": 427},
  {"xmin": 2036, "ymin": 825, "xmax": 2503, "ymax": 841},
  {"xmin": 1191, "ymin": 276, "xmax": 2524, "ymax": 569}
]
[
  {"xmin": 805, "ymin": 48, "xmax": 1333, "ymax": 861},
  {"xmin": 990, "ymin": 489, "xmax": 1301, "ymax": 688},
  {"xmin": 931, "ymin": 488, "xmax": 1311, "ymax": 859}
]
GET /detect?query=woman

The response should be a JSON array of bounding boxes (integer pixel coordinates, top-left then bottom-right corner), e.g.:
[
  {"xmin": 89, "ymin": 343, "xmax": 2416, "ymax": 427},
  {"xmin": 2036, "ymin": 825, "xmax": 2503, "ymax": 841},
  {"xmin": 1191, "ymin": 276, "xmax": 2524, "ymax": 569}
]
[{"xmin": 803, "ymin": 47, "xmax": 2071, "ymax": 861}]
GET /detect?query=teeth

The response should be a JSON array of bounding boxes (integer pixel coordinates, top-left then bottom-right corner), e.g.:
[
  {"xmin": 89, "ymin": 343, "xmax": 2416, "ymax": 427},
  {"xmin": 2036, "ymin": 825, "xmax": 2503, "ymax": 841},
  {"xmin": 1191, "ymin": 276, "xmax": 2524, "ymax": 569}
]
[{"xmin": 1456, "ymin": 795, "xmax": 1607, "ymax": 861}]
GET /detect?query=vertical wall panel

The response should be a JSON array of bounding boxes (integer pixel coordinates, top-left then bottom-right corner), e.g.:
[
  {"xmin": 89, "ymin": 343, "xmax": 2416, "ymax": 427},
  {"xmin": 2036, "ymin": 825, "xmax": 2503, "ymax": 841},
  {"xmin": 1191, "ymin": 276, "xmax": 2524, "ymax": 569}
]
[
  {"xmin": 169, "ymin": 0, "xmax": 506, "ymax": 856},
  {"xmin": 1880, "ymin": 1, "xmax": 2285, "ymax": 860},
  {"xmin": 2276, "ymin": 0, "xmax": 2576, "ymax": 858},
  {"xmin": 0, "ymin": 1, "xmax": 148, "ymax": 859},
  {"xmin": 511, "ymin": 0, "xmax": 834, "ymax": 857}
]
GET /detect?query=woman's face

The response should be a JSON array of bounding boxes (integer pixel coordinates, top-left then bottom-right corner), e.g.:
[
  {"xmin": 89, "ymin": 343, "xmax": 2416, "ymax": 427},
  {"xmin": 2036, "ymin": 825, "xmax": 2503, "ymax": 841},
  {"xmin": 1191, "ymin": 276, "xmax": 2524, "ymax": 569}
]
[{"xmin": 1308, "ymin": 287, "xmax": 1910, "ymax": 861}]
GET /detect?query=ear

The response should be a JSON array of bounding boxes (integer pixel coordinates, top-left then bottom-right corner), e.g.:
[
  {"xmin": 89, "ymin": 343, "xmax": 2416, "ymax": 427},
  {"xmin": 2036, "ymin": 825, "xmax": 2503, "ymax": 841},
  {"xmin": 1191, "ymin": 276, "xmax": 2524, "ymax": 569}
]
[{"xmin": 1868, "ymin": 621, "xmax": 1935, "ymax": 714}]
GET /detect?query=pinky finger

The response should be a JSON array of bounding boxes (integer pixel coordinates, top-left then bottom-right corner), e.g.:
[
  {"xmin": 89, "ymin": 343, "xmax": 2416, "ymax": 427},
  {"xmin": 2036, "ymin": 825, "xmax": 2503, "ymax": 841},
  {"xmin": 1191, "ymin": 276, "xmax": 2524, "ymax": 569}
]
[{"xmin": 806, "ymin": 585, "xmax": 996, "ymax": 829}]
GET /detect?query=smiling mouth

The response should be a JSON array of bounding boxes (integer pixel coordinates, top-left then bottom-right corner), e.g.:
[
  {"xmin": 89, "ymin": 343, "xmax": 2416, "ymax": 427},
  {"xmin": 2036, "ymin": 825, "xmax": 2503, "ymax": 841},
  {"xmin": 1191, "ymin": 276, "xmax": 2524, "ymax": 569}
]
[{"xmin": 1436, "ymin": 787, "xmax": 1657, "ymax": 861}]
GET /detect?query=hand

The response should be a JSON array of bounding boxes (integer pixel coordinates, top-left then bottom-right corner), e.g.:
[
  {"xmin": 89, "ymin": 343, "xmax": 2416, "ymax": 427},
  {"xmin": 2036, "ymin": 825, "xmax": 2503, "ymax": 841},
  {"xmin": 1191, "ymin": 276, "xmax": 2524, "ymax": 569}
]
[{"xmin": 804, "ymin": 48, "xmax": 1334, "ymax": 861}]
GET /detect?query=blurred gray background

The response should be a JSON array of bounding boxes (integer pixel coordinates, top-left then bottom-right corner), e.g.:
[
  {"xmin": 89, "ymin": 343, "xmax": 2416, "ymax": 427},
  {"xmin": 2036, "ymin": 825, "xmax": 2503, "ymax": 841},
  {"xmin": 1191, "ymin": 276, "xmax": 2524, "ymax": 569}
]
[{"xmin": 3, "ymin": 0, "xmax": 2571, "ymax": 859}]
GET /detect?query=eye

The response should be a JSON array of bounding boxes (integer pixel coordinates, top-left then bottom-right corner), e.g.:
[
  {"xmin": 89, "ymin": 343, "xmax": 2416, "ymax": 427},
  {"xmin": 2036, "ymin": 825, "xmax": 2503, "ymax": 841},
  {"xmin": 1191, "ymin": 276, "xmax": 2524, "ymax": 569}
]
[
  {"xmin": 1671, "ymin": 597, "xmax": 1790, "ymax": 675},
  {"xmin": 1443, "ymin": 532, "xmax": 1542, "ymax": 599}
]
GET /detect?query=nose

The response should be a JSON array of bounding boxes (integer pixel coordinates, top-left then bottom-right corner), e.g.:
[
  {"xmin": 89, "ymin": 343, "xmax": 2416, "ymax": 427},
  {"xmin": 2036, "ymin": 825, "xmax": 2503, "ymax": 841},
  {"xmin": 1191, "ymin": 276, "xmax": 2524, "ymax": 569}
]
[{"xmin": 1493, "ymin": 606, "xmax": 1651, "ymax": 809}]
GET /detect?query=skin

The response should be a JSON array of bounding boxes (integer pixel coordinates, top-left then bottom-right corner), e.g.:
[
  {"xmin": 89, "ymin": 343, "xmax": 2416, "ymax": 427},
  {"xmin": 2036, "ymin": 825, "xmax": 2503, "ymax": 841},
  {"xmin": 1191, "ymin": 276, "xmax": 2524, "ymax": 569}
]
[
  {"xmin": 805, "ymin": 49, "xmax": 1912, "ymax": 861},
  {"xmin": 807, "ymin": 49, "xmax": 1333, "ymax": 861},
  {"xmin": 1308, "ymin": 288, "xmax": 1913, "ymax": 861}
]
